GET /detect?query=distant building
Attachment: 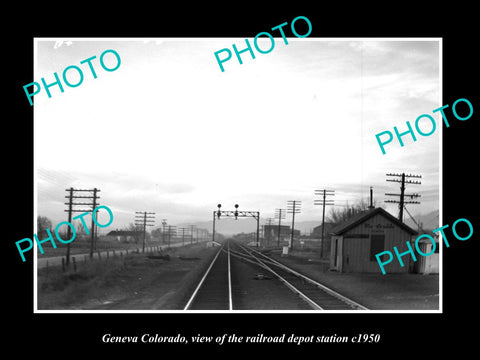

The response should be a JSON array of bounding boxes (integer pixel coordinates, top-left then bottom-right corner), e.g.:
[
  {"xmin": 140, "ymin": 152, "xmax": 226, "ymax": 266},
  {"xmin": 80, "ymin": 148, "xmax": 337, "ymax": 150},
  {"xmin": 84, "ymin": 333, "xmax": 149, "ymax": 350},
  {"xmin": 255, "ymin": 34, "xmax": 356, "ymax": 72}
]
[
  {"xmin": 263, "ymin": 225, "xmax": 299, "ymax": 241},
  {"xmin": 329, "ymin": 208, "xmax": 417, "ymax": 273},
  {"xmin": 312, "ymin": 222, "xmax": 335, "ymax": 238},
  {"xmin": 106, "ymin": 230, "xmax": 142, "ymax": 243}
]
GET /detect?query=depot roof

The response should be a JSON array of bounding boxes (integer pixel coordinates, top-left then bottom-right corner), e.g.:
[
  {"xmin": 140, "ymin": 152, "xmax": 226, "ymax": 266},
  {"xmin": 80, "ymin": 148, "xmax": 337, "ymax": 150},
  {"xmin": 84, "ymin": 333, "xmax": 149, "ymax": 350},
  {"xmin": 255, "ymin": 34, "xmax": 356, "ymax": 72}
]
[{"xmin": 330, "ymin": 207, "xmax": 417, "ymax": 236}]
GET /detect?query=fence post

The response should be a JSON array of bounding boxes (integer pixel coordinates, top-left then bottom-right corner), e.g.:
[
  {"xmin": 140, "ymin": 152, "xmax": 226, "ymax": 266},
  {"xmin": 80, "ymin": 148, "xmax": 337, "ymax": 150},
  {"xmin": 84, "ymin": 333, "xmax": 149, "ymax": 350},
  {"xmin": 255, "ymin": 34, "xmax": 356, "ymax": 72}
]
[{"xmin": 72, "ymin": 256, "xmax": 77, "ymax": 272}]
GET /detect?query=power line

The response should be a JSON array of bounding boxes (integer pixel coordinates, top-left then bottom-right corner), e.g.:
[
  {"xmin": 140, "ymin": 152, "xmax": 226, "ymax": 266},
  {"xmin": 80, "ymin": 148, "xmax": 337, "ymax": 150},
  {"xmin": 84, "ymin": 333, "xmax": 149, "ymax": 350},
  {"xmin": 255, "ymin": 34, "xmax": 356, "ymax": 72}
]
[
  {"xmin": 403, "ymin": 205, "xmax": 423, "ymax": 232},
  {"xmin": 64, "ymin": 187, "xmax": 100, "ymax": 262},
  {"xmin": 385, "ymin": 173, "xmax": 421, "ymax": 222},
  {"xmin": 135, "ymin": 211, "xmax": 155, "ymax": 253}
]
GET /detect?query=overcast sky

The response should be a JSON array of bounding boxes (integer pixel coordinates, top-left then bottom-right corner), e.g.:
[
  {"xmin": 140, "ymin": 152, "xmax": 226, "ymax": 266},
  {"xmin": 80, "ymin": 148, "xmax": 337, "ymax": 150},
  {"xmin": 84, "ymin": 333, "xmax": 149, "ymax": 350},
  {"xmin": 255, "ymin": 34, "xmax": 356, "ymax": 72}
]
[{"xmin": 34, "ymin": 38, "xmax": 441, "ymax": 231}]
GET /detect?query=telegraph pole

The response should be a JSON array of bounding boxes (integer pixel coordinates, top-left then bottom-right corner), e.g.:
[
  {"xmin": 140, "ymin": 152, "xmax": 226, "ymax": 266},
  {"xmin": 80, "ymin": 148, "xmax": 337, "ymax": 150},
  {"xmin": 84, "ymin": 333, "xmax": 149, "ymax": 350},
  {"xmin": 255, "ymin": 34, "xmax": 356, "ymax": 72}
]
[
  {"xmin": 64, "ymin": 188, "xmax": 73, "ymax": 265},
  {"xmin": 161, "ymin": 219, "xmax": 167, "ymax": 244},
  {"xmin": 135, "ymin": 211, "xmax": 155, "ymax": 253},
  {"xmin": 90, "ymin": 188, "xmax": 98, "ymax": 253},
  {"xmin": 166, "ymin": 225, "xmax": 177, "ymax": 248},
  {"xmin": 64, "ymin": 188, "xmax": 101, "ymax": 261},
  {"xmin": 385, "ymin": 173, "xmax": 421, "ymax": 222},
  {"xmin": 314, "ymin": 189, "xmax": 335, "ymax": 258},
  {"xmin": 179, "ymin": 227, "xmax": 188, "ymax": 246},
  {"xmin": 264, "ymin": 218, "xmax": 273, "ymax": 246},
  {"xmin": 287, "ymin": 200, "xmax": 301, "ymax": 250},
  {"xmin": 274, "ymin": 208, "xmax": 286, "ymax": 247},
  {"xmin": 190, "ymin": 224, "xmax": 196, "ymax": 244}
]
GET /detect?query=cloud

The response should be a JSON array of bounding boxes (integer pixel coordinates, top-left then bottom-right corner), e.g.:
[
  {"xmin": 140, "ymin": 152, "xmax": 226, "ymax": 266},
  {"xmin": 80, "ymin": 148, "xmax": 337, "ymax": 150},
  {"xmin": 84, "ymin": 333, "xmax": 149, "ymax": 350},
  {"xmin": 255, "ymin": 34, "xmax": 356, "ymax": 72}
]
[
  {"xmin": 36, "ymin": 167, "xmax": 197, "ymax": 226},
  {"xmin": 35, "ymin": 39, "xmax": 441, "ymax": 228}
]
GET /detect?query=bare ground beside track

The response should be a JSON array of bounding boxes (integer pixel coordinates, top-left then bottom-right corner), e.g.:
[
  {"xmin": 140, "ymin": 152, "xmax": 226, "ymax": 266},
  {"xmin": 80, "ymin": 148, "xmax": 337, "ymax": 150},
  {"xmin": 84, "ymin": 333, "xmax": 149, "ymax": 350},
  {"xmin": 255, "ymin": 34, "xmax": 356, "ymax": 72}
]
[
  {"xmin": 37, "ymin": 241, "xmax": 439, "ymax": 311},
  {"xmin": 37, "ymin": 243, "xmax": 219, "ymax": 310},
  {"xmin": 266, "ymin": 248, "xmax": 439, "ymax": 310}
]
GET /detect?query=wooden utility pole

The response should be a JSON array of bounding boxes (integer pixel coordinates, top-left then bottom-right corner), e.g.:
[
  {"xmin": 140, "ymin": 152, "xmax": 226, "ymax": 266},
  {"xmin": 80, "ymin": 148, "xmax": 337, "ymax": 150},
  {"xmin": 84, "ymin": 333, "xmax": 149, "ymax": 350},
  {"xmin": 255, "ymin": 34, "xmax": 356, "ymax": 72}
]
[
  {"xmin": 135, "ymin": 211, "xmax": 155, "ymax": 252},
  {"xmin": 90, "ymin": 188, "xmax": 98, "ymax": 254},
  {"xmin": 385, "ymin": 173, "xmax": 421, "ymax": 222},
  {"xmin": 274, "ymin": 208, "xmax": 286, "ymax": 247},
  {"xmin": 314, "ymin": 189, "xmax": 335, "ymax": 258},
  {"xmin": 287, "ymin": 200, "xmax": 301, "ymax": 250},
  {"xmin": 264, "ymin": 218, "xmax": 273, "ymax": 246},
  {"xmin": 161, "ymin": 219, "xmax": 167, "ymax": 244},
  {"xmin": 167, "ymin": 225, "xmax": 177, "ymax": 248},
  {"xmin": 179, "ymin": 227, "xmax": 188, "ymax": 246},
  {"xmin": 64, "ymin": 188, "xmax": 73, "ymax": 265},
  {"xmin": 64, "ymin": 188, "xmax": 101, "ymax": 262}
]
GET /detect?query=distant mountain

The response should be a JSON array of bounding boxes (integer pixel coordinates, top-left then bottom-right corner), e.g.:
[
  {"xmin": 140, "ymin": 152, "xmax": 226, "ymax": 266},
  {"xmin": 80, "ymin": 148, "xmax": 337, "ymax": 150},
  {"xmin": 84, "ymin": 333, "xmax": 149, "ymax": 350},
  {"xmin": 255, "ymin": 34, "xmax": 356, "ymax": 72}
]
[
  {"xmin": 177, "ymin": 220, "xmax": 323, "ymax": 236},
  {"xmin": 175, "ymin": 210, "xmax": 439, "ymax": 236},
  {"xmin": 404, "ymin": 209, "xmax": 439, "ymax": 232}
]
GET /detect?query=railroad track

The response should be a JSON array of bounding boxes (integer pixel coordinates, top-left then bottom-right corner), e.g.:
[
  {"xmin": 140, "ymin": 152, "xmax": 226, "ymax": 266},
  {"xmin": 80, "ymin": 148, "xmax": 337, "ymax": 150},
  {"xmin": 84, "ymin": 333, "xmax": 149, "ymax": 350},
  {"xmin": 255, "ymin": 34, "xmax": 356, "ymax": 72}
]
[
  {"xmin": 183, "ymin": 241, "xmax": 232, "ymax": 310},
  {"xmin": 183, "ymin": 239, "xmax": 368, "ymax": 311}
]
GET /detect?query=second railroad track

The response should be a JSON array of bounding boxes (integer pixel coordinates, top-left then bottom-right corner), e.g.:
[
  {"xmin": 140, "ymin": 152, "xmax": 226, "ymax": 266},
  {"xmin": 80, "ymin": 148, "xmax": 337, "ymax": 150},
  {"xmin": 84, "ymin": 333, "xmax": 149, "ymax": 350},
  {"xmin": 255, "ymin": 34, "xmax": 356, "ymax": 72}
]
[{"xmin": 184, "ymin": 239, "xmax": 368, "ymax": 311}]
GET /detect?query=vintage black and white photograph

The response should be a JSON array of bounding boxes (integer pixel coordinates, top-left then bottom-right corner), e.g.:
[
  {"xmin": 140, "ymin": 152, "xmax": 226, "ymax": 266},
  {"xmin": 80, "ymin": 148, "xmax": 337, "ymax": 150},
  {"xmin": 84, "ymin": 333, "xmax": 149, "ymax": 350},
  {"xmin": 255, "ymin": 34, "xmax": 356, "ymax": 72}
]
[{"xmin": 33, "ymin": 38, "xmax": 441, "ymax": 312}]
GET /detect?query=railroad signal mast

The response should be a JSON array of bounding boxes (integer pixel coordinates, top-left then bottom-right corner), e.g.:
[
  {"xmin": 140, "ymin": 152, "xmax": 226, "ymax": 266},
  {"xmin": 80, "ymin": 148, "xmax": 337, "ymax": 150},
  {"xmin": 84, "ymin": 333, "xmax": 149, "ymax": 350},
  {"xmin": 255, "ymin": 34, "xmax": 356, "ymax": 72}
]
[
  {"xmin": 287, "ymin": 200, "xmax": 301, "ymax": 250},
  {"xmin": 314, "ymin": 189, "xmax": 335, "ymax": 258},
  {"xmin": 135, "ymin": 211, "xmax": 155, "ymax": 253},
  {"xmin": 213, "ymin": 204, "xmax": 260, "ymax": 247},
  {"xmin": 274, "ymin": 208, "xmax": 286, "ymax": 247},
  {"xmin": 385, "ymin": 173, "xmax": 421, "ymax": 222}
]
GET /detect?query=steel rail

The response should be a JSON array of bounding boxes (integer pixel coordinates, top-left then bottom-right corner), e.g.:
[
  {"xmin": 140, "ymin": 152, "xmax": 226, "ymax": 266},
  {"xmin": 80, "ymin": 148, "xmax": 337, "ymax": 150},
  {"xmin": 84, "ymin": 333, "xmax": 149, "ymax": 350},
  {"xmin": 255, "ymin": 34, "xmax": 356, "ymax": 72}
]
[
  {"xmin": 233, "ymin": 243, "xmax": 324, "ymax": 310},
  {"xmin": 237, "ymin": 243, "xmax": 368, "ymax": 310},
  {"xmin": 227, "ymin": 240, "xmax": 232, "ymax": 310},
  {"xmin": 183, "ymin": 243, "xmax": 226, "ymax": 310}
]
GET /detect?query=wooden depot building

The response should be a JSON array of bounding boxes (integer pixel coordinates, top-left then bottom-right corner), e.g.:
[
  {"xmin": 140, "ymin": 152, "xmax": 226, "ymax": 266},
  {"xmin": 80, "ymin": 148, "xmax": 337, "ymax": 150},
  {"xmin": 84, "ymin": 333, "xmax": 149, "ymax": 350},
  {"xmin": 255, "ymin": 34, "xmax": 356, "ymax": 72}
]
[{"xmin": 329, "ymin": 207, "xmax": 417, "ymax": 273}]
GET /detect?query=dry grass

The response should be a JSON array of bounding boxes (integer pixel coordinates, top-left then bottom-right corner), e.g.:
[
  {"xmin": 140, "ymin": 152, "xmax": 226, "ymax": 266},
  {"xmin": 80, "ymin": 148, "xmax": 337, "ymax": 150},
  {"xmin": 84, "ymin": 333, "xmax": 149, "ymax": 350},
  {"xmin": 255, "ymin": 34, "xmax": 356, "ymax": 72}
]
[{"xmin": 36, "ymin": 243, "xmax": 218, "ymax": 310}]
